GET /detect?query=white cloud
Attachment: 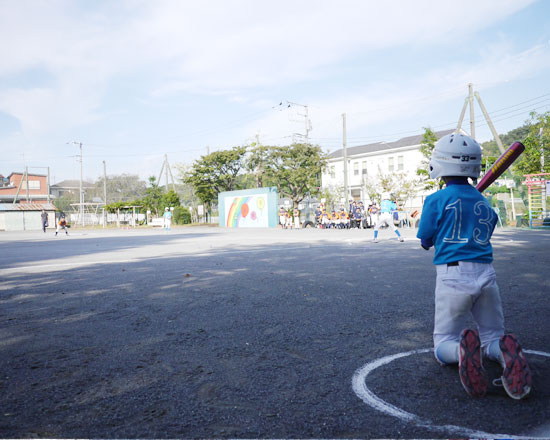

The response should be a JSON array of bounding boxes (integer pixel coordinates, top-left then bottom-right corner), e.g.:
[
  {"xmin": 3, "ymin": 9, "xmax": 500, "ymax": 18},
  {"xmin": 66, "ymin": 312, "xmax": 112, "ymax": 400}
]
[
  {"xmin": 0, "ymin": 0, "xmax": 544, "ymax": 181},
  {"xmin": 241, "ymin": 40, "xmax": 550, "ymax": 146}
]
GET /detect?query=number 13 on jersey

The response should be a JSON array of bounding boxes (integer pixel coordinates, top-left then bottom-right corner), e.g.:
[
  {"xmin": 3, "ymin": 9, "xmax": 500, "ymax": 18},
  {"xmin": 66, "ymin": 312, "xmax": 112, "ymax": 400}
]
[{"xmin": 443, "ymin": 199, "xmax": 495, "ymax": 245}]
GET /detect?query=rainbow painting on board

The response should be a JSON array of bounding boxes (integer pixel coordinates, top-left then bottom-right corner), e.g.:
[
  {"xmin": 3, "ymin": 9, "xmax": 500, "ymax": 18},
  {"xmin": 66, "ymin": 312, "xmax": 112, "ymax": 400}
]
[{"xmin": 225, "ymin": 195, "xmax": 268, "ymax": 228}]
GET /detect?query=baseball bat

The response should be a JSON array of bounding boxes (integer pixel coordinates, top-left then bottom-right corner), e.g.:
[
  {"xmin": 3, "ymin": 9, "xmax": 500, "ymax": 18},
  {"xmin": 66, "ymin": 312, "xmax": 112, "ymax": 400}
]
[{"xmin": 476, "ymin": 141, "xmax": 525, "ymax": 193}]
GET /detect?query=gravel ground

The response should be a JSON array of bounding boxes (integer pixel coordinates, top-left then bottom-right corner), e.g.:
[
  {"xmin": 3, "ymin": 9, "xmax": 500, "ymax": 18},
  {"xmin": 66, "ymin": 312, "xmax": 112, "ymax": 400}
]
[{"xmin": 0, "ymin": 226, "xmax": 548, "ymax": 438}]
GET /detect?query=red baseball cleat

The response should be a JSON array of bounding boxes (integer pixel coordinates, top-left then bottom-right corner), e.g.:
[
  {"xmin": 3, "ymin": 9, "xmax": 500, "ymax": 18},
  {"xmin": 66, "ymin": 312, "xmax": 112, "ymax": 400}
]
[{"xmin": 458, "ymin": 328, "xmax": 488, "ymax": 397}]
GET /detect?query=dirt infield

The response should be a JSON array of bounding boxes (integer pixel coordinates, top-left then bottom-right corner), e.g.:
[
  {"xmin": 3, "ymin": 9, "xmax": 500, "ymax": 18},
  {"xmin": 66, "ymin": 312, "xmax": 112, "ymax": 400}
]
[{"xmin": 0, "ymin": 226, "xmax": 548, "ymax": 438}]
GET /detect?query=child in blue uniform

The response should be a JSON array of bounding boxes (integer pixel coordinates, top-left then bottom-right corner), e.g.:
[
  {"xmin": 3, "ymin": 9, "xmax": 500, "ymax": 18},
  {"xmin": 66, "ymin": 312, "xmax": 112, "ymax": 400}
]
[
  {"xmin": 372, "ymin": 194, "xmax": 404, "ymax": 242},
  {"xmin": 417, "ymin": 132, "xmax": 531, "ymax": 399}
]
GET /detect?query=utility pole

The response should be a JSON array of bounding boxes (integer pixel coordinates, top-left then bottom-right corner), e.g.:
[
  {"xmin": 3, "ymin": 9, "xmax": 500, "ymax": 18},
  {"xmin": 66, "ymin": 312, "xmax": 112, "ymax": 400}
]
[
  {"xmin": 468, "ymin": 83, "xmax": 475, "ymax": 139},
  {"xmin": 165, "ymin": 154, "xmax": 169, "ymax": 191},
  {"xmin": 475, "ymin": 92, "xmax": 504, "ymax": 154},
  {"xmin": 304, "ymin": 105, "xmax": 310, "ymax": 142},
  {"xmin": 103, "ymin": 161, "xmax": 107, "ymax": 205},
  {"xmin": 25, "ymin": 166, "xmax": 29, "ymax": 202},
  {"xmin": 68, "ymin": 141, "xmax": 84, "ymax": 226},
  {"xmin": 342, "ymin": 113, "xmax": 348, "ymax": 204},
  {"xmin": 287, "ymin": 101, "xmax": 311, "ymax": 143},
  {"xmin": 256, "ymin": 133, "xmax": 263, "ymax": 188},
  {"xmin": 103, "ymin": 160, "xmax": 107, "ymax": 228},
  {"xmin": 541, "ymin": 127, "xmax": 546, "ymax": 215},
  {"xmin": 456, "ymin": 84, "xmax": 504, "ymax": 153},
  {"xmin": 47, "ymin": 167, "xmax": 50, "ymax": 204},
  {"xmin": 79, "ymin": 143, "xmax": 83, "ymax": 225},
  {"xmin": 157, "ymin": 155, "xmax": 176, "ymax": 193},
  {"xmin": 540, "ymin": 127, "xmax": 545, "ymax": 172},
  {"xmin": 457, "ymin": 98, "xmax": 468, "ymax": 132}
]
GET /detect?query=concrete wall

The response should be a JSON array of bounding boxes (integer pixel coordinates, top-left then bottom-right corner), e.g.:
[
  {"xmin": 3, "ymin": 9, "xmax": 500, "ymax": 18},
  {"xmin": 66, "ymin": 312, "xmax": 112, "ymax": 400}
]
[
  {"xmin": 0, "ymin": 211, "xmax": 55, "ymax": 231},
  {"xmin": 0, "ymin": 211, "xmax": 42, "ymax": 231}
]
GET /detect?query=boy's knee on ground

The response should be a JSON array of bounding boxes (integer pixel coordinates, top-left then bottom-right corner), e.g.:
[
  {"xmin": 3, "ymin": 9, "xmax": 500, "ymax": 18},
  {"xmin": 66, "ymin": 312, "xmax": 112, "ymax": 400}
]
[{"xmin": 434, "ymin": 340, "xmax": 459, "ymax": 365}]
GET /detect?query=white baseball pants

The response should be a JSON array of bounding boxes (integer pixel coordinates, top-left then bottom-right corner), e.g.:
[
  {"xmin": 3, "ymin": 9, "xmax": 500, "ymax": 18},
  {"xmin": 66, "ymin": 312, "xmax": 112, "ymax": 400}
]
[
  {"xmin": 374, "ymin": 212, "xmax": 397, "ymax": 232},
  {"xmin": 434, "ymin": 261, "xmax": 505, "ymax": 354}
]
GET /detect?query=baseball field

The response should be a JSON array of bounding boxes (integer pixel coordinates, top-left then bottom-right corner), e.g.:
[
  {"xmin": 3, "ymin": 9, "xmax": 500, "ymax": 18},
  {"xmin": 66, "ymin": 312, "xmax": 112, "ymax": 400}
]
[{"xmin": 0, "ymin": 226, "xmax": 548, "ymax": 438}]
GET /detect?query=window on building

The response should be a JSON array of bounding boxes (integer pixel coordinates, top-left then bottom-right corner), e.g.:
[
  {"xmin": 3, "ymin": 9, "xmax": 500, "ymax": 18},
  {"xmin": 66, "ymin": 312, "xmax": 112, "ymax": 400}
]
[
  {"xmin": 388, "ymin": 157, "xmax": 394, "ymax": 173},
  {"xmin": 21, "ymin": 180, "xmax": 41, "ymax": 190},
  {"xmin": 354, "ymin": 162, "xmax": 359, "ymax": 176},
  {"xmin": 330, "ymin": 166, "xmax": 335, "ymax": 179},
  {"xmin": 362, "ymin": 161, "xmax": 367, "ymax": 175},
  {"xmin": 397, "ymin": 155, "xmax": 404, "ymax": 171}
]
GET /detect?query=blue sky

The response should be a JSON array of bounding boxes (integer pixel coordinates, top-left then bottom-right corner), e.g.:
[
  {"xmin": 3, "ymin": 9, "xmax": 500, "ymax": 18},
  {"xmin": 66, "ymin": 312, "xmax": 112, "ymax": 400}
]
[{"xmin": 1, "ymin": 0, "xmax": 549, "ymax": 184}]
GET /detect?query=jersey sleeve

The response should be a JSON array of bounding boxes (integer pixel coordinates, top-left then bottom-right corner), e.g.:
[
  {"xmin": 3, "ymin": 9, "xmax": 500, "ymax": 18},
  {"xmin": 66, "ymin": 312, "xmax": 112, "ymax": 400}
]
[{"xmin": 417, "ymin": 195, "xmax": 438, "ymax": 241}]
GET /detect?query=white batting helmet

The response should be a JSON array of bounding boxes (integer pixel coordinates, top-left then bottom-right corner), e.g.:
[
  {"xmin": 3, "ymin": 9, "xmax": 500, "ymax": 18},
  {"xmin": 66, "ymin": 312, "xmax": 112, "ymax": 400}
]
[{"xmin": 429, "ymin": 133, "xmax": 482, "ymax": 179}]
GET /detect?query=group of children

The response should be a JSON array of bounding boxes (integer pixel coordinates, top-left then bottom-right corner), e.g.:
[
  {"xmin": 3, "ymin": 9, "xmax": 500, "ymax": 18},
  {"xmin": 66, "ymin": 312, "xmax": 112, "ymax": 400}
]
[
  {"xmin": 279, "ymin": 201, "xmax": 378, "ymax": 230},
  {"xmin": 314, "ymin": 201, "xmax": 372, "ymax": 229},
  {"xmin": 278, "ymin": 207, "xmax": 301, "ymax": 229}
]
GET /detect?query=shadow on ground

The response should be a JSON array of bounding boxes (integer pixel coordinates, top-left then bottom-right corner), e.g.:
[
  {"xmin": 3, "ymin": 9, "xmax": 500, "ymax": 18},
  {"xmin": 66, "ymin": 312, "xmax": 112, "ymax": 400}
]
[{"xmin": 0, "ymin": 229, "xmax": 548, "ymax": 438}]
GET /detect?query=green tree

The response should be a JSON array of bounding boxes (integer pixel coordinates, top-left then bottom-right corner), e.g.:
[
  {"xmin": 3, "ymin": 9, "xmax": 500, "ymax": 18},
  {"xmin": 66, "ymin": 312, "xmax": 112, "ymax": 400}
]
[
  {"xmin": 515, "ymin": 111, "xmax": 550, "ymax": 175},
  {"xmin": 319, "ymin": 184, "xmax": 344, "ymax": 211},
  {"xmin": 363, "ymin": 171, "xmax": 418, "ymax": 206},
  {"xmin": 416, "ymin": 127, "xmax": 439, "ymax": 190},
  {"xmin": 91, "ymin": 174, "xmax": 146, "ymax": 203},
  {"xmin": 173, "ymin": 163, "xmax": 202, "ymax": 208},
  {"xmin": 184, "ymin": 146, "xmax": 248, "ymax": 208},
  {"xmin": 246, "ymin": 144, "xmax": 278, "ymax": 188},
  {"xmin": 172, "ymin": 206, "xmax": 191, "ymax": 225},
  {"xmin": 161, "ymin": 190, "xmax": 180, "ymax": 209},
  {"xmin": 53, "ymin": 193, "xmax": 77, "ymax": 214},
  {"xmin": 481, "ymin": 124, "xmax": 532, "ymax": 158},
  {"xmin": 262, "ymin": 143, "xmax": 327, "ymax": 208},
  {"xmin": 141, "ymin": 176, "xmax": 165, "ymax": 216}
]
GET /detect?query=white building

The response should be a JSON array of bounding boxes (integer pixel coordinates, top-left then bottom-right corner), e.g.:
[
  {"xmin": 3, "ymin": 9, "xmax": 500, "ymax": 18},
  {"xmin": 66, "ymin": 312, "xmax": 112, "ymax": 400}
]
[{"xmin": 321, "ymin": 129, "xmax": 453, "ymax": 209}]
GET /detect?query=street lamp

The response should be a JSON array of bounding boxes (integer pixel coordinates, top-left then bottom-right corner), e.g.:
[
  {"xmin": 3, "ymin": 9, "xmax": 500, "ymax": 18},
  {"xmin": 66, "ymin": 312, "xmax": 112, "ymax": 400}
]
[{"xmin": 68, "ymin": 141, "xmax": 83, "ymax": 226}]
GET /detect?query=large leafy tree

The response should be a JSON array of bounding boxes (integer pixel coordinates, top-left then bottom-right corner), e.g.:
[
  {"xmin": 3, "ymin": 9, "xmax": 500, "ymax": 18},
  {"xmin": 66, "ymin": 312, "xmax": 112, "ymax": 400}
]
[
  {"xmin": 514, "ymin": 111, "xmax": 550, "ymax": 176},
  {"xmin": 141, "ymin": 176, "xmax": 165, "ymax": 216},
  {"xmin": 416, "ymin": 127, "xmax": 439, "ymax": 189},
  {"xmin": 363, "ymin": 171, "xmax": 418, "ymax": 206},
  {"xmin": 91, "ymin": 173, "xmax": 147, "ymax": 203},
  {"xmin": 247, "ymin": 144, "xmax": 278, "ymax": 188},
  {"xmin": 184, "ymin": 146, "xmax": 248, "ymax": 207},
  {"xmin": 262, "ymin": 143, "xmax": 326, "ymax": 208}
]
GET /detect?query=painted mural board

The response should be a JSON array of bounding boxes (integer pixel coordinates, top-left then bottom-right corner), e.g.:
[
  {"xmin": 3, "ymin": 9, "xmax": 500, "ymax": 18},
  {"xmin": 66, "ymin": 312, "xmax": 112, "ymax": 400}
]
[{"xmin": 218, "ymin": 187, "xmax": 278, "ymax": 228}]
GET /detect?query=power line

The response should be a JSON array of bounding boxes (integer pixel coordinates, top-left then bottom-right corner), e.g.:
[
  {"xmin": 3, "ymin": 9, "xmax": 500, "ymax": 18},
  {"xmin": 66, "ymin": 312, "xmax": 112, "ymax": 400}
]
[{"xmin": 308, "ymin": 94, "xmax": 550, "ymax": 146}]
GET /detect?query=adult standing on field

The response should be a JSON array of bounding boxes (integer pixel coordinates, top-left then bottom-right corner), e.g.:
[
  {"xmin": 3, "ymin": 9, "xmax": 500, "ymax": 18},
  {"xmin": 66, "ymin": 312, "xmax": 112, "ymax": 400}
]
[{"xmin": 41, "ymin": 209, "xmax": 48, "ymax": 233}]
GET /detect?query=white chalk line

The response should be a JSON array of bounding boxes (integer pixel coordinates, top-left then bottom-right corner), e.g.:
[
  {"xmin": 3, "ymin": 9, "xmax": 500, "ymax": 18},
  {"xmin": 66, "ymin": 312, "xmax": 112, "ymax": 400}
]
[{"xmin": 352, "ymin": 348, "xmax": 550, "ymax": 439}]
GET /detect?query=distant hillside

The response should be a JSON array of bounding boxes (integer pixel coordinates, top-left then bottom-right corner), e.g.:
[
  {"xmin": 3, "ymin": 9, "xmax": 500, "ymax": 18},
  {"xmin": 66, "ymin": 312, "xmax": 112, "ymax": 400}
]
[{"xmin": 481, "ymin": 124, "xmax": 531, "ymax": 157}]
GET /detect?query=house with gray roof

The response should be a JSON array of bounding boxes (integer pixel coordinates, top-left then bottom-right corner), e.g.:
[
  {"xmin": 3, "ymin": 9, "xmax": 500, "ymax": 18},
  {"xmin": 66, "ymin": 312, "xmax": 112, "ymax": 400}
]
[
  {"xmin": 50, "ymin": 179, "xmax": 95, "ymax": 199},
  {"xmin": 322, "ymin": 129, "xmax": 454, "ymax": 208}
]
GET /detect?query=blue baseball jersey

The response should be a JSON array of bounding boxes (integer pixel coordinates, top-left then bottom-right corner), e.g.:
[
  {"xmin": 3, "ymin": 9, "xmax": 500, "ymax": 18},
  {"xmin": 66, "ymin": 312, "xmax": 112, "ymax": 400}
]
[
  {"xmin": 380, "ymin": 199, "xmax": 396, "ymax": 213},
  {"xmin": 417, "ymin": 183, "xmax": 497, "ymax": 265}
]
